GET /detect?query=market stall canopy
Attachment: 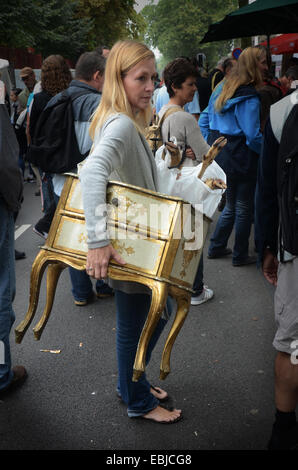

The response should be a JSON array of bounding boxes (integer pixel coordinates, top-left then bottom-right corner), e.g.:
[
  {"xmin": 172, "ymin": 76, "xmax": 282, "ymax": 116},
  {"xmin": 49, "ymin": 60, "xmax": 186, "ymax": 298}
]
[
  {"xmin": 261, "ymin": 33, "xmax": 298, "ymax": 54},
  {"xmin": 201, "ymin": 0, "xmax": 298, "ymax": 43}
]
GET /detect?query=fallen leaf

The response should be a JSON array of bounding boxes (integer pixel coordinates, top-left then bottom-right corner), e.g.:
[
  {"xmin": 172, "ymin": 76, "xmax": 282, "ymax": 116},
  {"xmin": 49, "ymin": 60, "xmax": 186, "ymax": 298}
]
[
  {"xmin": 40, "ymin": 349, "xmax": 61, "ymax": 354},
  {"xmin": 249, "ymin": 409, "xmax": 259, "ymax": 415}
]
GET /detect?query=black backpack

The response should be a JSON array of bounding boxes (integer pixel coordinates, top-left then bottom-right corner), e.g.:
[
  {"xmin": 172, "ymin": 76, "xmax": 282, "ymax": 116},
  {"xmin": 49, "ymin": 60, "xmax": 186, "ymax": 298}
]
[
  {"xmin": 277, "ymin": 103, "xmax": 298, "ymax": 259},
  {"xmin": 27, "ymin": 89, "xmax": 93, "ymax": 173}
]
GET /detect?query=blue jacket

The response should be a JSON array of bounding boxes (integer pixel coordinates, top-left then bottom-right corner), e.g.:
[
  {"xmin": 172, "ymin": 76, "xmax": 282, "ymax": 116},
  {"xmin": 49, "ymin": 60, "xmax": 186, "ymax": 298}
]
[{"xmin": 199, "ymin": 83, "xmax": 262, "ymax": 178}]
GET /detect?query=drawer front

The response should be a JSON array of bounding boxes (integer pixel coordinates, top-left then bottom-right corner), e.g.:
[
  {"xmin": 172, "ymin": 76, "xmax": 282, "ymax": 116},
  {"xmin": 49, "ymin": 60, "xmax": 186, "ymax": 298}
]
[
  {"xmin": 107, "ymin": 185, "xmax": 177, "ymax": 239},
  {"xmin": 65, "ymin": 178, "xmax": 84, "ymax": 213},
  {"xmin": 53, "ymin": 216, "xmax": 88, "ymax": 255},
  {"xmin": 64, "ymin": 177, "xmax": 177, "ymax": 239},
  {"xmin": 109, "ymin": 226, "xmax": 166, "ymax": 275},
  {"xmin": 53, "ymin": 215, "xmax": 165, "ymax": 276}
]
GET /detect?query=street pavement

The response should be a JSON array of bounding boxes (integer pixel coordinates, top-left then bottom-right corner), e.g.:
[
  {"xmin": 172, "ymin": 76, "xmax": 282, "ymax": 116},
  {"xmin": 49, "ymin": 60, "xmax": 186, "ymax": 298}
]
[{"xmin": 0, "ymin": 177, "xmax": 278, "ymax": 451}]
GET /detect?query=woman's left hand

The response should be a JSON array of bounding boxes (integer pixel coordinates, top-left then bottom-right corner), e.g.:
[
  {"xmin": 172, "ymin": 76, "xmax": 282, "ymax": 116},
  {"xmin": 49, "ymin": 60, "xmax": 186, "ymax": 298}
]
[{"xmin": 86, "ymin": 244, "xmax": 126, "ymax": 280}]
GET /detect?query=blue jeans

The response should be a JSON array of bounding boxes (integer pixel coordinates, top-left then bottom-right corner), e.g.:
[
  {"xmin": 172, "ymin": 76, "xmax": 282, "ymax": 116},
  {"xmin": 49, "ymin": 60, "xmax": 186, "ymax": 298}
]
[
  {"xmin": 115, "ymin": 290, "xmax": 171, "ymax": 417},
  {"xmin": 68, "ymin": 268, "xmax": 107, "ymax": 302},
  {"xmin": 208, "ymin": 175, "xmax": 256, "ymax": 263},
  {"xmin": 0, "ymin": 200, "xmax": 16, "ymax": 390},
  {"xmin": 42, "ymin": 173, "xmax": 55, "ymax": 213},
  {"xmin": 18, "ymin": 154, "xmax": 25, "ymax": 177},
  {"xmin": 192, "ymin": 255, "xmax": 204, "ymax": 296}
]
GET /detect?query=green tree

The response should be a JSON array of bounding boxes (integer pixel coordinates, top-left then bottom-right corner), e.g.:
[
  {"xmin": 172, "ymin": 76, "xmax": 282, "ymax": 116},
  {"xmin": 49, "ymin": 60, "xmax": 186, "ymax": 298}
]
[
  {"xmin": 76, "ymin": 0, "xmax": 146, "ymax": 50},
  {"xmin": 0, "ymin": 0, "xmax": 92, "ymax": 61},
  {"xmin": 142, "ymin": 0, "xmax": 238, "ymax": 69},
  {"xmin": 35, "ymin": 0, "xmax": 93, "ymax": 59},
  {"xmin": 0, "ymin": 0, "xmax": 40, "ymax": 48}
]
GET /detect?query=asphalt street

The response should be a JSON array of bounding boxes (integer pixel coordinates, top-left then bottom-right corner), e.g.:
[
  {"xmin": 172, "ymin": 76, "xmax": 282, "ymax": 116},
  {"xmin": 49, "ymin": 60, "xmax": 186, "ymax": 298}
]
[{"xmin": 0, "ymin": 175, "xmax": 279, "ymax": 452}]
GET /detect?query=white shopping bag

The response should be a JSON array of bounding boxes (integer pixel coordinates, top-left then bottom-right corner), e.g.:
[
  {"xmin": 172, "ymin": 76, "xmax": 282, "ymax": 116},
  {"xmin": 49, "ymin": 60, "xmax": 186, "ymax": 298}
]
[{"xmin": 155, "ymin": 145, "xmax": 226, "ymax": 219}]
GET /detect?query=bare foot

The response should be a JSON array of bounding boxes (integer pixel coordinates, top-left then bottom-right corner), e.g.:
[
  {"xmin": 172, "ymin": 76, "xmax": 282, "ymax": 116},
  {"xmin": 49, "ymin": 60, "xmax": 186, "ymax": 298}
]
[
  {"xmin": 150, "ymin": 386, "xmax": 168, "ymax": 401},
  {"xmin": 143, "ymin": 405, "xmax": 182, "ymax": 423}
]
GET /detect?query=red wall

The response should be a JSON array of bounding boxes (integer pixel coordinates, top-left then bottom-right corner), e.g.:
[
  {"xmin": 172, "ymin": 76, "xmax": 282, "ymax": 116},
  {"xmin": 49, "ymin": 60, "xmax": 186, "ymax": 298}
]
[{"xmin": 0, "ymin": 46, "xmax": 42, "ymax": 68}]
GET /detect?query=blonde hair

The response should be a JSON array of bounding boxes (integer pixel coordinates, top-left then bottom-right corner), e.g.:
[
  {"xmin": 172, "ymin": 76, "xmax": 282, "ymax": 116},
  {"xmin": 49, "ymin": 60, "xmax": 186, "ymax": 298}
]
[
  {"xmin": 215, "ymin": 47, "xmax": 266, "ymax": 112},
  {"xmin": 89, "ymin": 40, "xmax": 155, "ymax": 139}
]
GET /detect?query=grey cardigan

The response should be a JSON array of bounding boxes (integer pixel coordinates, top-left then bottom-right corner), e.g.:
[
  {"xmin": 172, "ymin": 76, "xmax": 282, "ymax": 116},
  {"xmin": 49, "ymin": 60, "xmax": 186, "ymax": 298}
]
[{"xmin": 79, "ymin": 112, "xmax": 159, "ymax": 294}]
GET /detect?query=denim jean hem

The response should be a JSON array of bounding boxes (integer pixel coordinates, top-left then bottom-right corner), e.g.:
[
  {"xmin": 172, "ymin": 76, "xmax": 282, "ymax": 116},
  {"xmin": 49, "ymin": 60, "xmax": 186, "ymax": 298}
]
[
  {"xmin": 127, "ymin": 400, "xmax": 160, "ymax": 418},
  {"xmin": 191, "ymin": 289, "xmax": 203, "ymax": 297},
  {"xmin": 73, "ymin": 291, "xmax": 94, "ymax": 303},
  {"xmin": 208, "ymin": 245, "xmax": 227, "ymax": 256}
]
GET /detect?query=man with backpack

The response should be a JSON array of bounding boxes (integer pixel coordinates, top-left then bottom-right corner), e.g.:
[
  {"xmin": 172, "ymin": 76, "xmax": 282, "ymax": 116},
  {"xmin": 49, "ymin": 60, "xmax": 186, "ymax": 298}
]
[
  {"xmin": 255, "ymin": 86, "xmax": 298, "ymax": 450},
  {"xmin": 30, "ymin": 51, "xmax": 113, "ymax": 306}
]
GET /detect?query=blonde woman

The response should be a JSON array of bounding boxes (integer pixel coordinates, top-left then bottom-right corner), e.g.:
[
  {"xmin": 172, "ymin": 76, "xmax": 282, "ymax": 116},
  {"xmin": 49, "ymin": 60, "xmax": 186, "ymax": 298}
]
[
  {"xmin": 80, "ymin": 41, "xmax": 182, "ymax": 424},
  {"xmin": 199, "ymin": 47, "xmax": 268, "ymax": 266}
]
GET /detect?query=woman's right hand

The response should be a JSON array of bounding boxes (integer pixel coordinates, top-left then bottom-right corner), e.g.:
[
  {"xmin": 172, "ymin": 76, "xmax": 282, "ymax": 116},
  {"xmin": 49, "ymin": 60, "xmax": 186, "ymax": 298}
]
[{"xmin": 86, "ymin": 244, "xmax": 126, "ymax": 280}]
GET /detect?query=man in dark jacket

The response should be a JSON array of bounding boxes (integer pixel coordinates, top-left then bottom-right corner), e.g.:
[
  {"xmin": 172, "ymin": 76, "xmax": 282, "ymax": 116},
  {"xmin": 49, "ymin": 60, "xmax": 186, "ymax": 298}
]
[
  {"xmin": 35, "ymin": 51, "xmax": 112, "ymax": 306},
  {"xmin": 255, "ymin": 88, "xmax": 298, "ymax": 450},
  {"xmin": 0, "ymin": 104, "xmax": 27, "ymax": 396}
]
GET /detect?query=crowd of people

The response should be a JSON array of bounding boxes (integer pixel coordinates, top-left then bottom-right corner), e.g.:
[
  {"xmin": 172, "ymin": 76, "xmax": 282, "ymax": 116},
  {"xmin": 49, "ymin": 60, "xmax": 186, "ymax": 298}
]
[{"xmin": 0, "ymin": 39, "xmax": 298, "ymax": 449}]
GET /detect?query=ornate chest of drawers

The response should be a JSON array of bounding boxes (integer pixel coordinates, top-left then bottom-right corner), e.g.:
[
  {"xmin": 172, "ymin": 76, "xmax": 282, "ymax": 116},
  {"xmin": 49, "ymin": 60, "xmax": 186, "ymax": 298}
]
[{"xmin": 15, "ymin": 175, "xmax": 210, "ymax": 381}]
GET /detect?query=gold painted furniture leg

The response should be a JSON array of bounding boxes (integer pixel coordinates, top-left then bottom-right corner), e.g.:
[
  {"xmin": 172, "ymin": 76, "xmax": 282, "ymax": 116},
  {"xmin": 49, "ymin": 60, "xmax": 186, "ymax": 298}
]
[
  {"xmin": 15, "ymin": 250, "xmax": 51, "ymax": 344},
  {"xmin": 159, "ymin": 286, "xmax": 191, "ymax": 380},
  {"xmin": 33, "ymin": 262, "xmax": 66, "ymax": 340},
  {"xmin": 132, "ymin": 280, "xmax": 168, "ymax": 382},
  {"xmin": 108, "ymin": 267, "xmax": 170, "ymax": 382},
  {"xmin": 15, "ymin": 249, "xmax": 86, "ymax": 343}
]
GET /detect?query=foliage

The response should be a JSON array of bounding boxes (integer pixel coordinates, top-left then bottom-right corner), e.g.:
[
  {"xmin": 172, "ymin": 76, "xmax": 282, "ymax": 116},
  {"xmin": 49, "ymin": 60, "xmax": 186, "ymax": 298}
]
[
  {"xmin": 36, "ymin": 0, "xmax": 93, "ymax": 59},
  {"xmin": 0, "ymin": 0, "xmax": 145, "ymax": 61},
  {"xmin": 74, "ymin": 0, "xmax": 146, "ymax": 50},
  {"xmin": 0, "ymin": 0, "xmax": 39, "ymax": 48},
  {"xmin": 142, "ymin": 0, "xmax": 238, "ymax": 70}
]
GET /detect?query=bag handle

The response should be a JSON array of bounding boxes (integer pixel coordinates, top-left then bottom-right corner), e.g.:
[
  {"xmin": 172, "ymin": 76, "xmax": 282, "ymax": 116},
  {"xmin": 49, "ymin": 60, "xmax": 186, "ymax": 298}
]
[
  {"xmin": 211, "ymin": 71, "xmax": 219, "ymax": 91},
  {"xmin": 157, "ymin": 105, "xmax": 183, "ymax": 130}
]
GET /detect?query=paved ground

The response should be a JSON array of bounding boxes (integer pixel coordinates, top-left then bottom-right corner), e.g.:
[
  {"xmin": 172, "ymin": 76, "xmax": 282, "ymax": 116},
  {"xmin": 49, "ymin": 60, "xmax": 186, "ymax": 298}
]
[{"xmin": 0, "ymin": 178, "xmax": 279, "ymax": 451}]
